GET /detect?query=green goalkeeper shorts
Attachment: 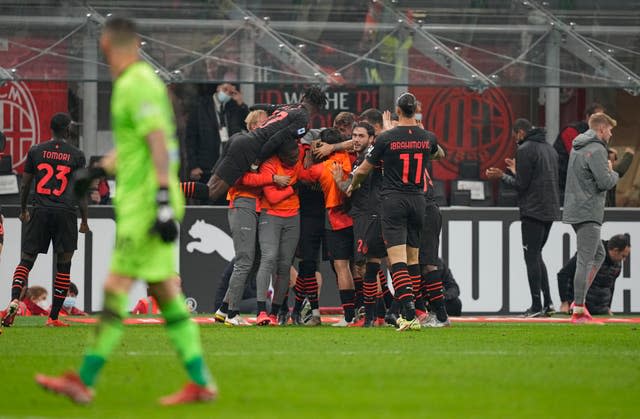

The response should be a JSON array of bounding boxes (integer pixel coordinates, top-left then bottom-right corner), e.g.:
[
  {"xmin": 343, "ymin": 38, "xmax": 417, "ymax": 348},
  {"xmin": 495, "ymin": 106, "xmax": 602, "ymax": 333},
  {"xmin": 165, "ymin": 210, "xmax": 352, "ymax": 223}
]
[{"xmin": 110, "ymin": 228, "xmax": 178, "ymax": 282}]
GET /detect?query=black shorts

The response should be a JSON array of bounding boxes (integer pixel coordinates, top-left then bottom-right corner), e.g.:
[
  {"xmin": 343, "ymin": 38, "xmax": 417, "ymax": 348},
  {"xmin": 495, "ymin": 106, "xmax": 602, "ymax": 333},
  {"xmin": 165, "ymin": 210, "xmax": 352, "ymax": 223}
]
[
  {"xmin": 352, "ymin": 213, "xmax": 369, "ymax": 265},
  {"xmin": 214, "ymin": 133, "xmax": 261, "ymax": 186},
  {"xmin": 325, "ymin": 227, "xmax": 353, "ymax": 261},
  {"xmin": 296, "ymin": 214, "xmax": 327, "ymax": 262},
  {"xmin": 22, "ymin": 208, "xmax": 78, "ymax": 254},
  {"xmin": 364, "ymin": 215, "xmax": 387, "ymax": 259},
  {"xmin": 419, "ymin": 204, "xmax": 442, "ymax": 266},
  {"xmin": 381, "ymin": 193, "xmax": 425, "ymax": 249}
]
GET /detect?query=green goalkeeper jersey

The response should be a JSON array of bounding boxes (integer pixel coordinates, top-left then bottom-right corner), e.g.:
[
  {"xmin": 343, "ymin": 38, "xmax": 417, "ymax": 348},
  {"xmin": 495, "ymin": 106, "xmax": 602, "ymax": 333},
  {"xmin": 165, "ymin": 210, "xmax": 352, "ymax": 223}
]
[{"xmin": 110, "ymin": 61, "xmax": 184, "ymax": 232}]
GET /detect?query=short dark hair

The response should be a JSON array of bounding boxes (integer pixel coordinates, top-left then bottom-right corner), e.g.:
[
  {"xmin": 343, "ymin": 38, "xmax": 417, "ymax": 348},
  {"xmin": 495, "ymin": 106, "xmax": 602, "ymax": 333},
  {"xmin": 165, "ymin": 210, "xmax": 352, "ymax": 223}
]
[
  {"xmin": 396, "ymin": 92, "xmax": 417, "ymax": 117},
  {"xmin": 608, "ymin": 234, "xmax": 630, "ymax": 251},
  {"xmin": 360, "ymin": 108, "xmax": 383, "ymax": 127},
  {"xmin": 302, "ymin": 86, "xmax": 327, "ymax": 110},
  {"xmin": 277, "ymin": 139, "xmax": 299, "ymax": 165},
  {"xmin": 320, "ymin": 127, "xmax": 343, "ymax": 145},
  {"xmin": 103, "ymin": 15, "xmax": 138, "ymax": 46},
  {"xmin": 512, "ymin": 118, "xmax": 532, "ymax": 133},
  {"xmin": 353, "ymin": 121, "xmax": 375, "ymax": 138},
  {"xmin": 68, "ymin": 282, "xmax": 79, "ymax": 296},
  {"xmin": 585, "ymin": 102, "xmax": 605, "ymax": 118},
  {"xmin": 50, "ymin": 112, "xmax": 72, "ymax": 137}
]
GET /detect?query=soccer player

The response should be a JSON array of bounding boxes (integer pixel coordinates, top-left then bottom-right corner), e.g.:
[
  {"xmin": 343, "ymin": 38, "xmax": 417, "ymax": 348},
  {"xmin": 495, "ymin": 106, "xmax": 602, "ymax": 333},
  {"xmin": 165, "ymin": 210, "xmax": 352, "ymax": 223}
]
[
  {"xmin": 291, "ymin": 136, "xmax": 327, "ymax": 325},
  {"xmin": 35, "ymin": 16, "xmax": 215, "ymax": 405},
  {"xmin": 349, "ymin": 92, "xmax": 438, "ymax": 331},
  {"xmin": 300, "ymin": 128, "xmax": 355, "ymax": 326},
  {"xmin": 0, "ymin": 113, "xmax": 89, "ymax": 328},
  {"xmin": 207, "ymin": 86, "xmax": 327, "ymax": 201},
  {"xmin": 343, "ymin": 122, "xmax": 380, "ymax": 327},
  {"xmin": 419, "ymin": 162, "xmax": 451, "ymax": 327}
]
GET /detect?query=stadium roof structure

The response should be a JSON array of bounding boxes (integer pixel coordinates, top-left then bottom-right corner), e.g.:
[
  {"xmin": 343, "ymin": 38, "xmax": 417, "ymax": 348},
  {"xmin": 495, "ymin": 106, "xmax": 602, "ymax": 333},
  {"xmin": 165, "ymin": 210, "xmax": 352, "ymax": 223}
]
[{"xmin": 0, "ymin": 0, "xmax": 639, "ymax": 93}]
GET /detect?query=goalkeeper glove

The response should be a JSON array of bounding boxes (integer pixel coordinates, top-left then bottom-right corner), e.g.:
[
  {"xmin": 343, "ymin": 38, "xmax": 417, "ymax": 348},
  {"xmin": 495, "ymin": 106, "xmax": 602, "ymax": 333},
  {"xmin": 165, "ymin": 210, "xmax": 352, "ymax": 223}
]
[{"xmin": 151, "ymin": 187, "xmax": 179, "ymax": 242}]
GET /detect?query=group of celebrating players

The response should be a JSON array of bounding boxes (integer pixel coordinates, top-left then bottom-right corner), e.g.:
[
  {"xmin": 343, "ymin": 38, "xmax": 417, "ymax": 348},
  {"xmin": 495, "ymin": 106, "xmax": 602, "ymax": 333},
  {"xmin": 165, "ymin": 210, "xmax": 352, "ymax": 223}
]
[
  {"xmin": 183, "ymin": 86, "xmax": 451, "ymax": 331},
  {"xmin": 0, "ymin": 15, "xmax": 452, "ymax": 406},
  {"xmin": 0, "ymin": 87, "xmax": 453, "ymax": 333}
]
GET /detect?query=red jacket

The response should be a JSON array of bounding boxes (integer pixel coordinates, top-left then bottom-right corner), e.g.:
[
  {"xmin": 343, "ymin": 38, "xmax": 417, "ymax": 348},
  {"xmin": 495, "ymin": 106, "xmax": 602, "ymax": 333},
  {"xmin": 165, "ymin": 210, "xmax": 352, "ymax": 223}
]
[
  {"xmin": 60, "ymin": 306, "xmax": 88, "ymax": 316},
  {"xmin": 22, "ymin": 298, "xmax": 49, "ymax": 316},
  {"xmin": 132, "ymin": 297, "xmax": 160, "ymax": 315},
  {"xmin": 242, "ymin": 156, "xmax": 301, "ymax": 217}
]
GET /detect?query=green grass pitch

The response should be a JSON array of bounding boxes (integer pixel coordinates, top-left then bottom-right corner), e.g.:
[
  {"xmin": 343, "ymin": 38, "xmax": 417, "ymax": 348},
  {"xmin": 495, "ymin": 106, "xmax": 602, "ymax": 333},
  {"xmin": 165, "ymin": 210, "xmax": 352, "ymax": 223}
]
[{"xmin": 0, "ymin": 317, "xmax": 638, "ymax": 418}]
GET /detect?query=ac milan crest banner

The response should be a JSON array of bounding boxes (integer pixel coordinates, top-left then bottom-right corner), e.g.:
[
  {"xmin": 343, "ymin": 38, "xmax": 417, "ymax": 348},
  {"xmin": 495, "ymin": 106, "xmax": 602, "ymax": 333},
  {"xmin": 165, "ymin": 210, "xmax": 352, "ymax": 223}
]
[{"xmin": 0, "ymin": 81, "xmax": 68, "ymax": 173}]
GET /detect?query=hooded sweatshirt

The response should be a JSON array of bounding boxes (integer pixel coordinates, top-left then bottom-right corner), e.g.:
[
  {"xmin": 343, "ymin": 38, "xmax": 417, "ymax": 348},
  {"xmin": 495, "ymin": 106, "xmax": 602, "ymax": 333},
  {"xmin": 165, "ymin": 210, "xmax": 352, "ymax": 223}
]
[
  {"xmin": 501, "ymin": 128, "xmax": 561, "ymax": 222},
  {"xmin": 562, "ymin": 129, "xmax": 618, "ymax": 225}
]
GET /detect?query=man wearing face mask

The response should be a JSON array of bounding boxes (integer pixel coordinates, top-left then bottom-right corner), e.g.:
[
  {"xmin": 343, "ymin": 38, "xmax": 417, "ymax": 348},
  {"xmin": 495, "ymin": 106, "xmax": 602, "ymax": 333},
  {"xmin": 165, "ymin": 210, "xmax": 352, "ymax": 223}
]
[
  {"xmin": 59, "ymin": 282, "xmax": 87, "ymax": 316},
  {"xmin": 185, "ymin": 82, "xmax": 249, "ymax": 186},
  {"xmin": 486, "ymin": 118, "xmax": 560, "ymax": 318}
]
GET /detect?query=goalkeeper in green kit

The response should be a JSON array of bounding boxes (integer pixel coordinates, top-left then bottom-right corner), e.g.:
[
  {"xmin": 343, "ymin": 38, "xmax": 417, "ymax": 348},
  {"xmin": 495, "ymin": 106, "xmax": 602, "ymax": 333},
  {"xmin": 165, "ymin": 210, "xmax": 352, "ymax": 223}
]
[{"xmin": 35, "ymin": 16, "xmax": 216, "ymax": 405}]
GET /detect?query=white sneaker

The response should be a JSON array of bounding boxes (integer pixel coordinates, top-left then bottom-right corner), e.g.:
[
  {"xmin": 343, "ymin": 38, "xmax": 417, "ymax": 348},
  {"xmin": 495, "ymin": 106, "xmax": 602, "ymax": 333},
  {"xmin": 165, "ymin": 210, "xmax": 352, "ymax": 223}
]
[
  {"xmin": 424, "ymin": 315, "xmax": 451, "ymax": 328},
  {"xmin": 421, "ymin": 312, "xmax": 436, "ymax": 327},
  {"xmin": 332, "ymin": 318, "xmax": 351, "ymax": 327},
  {"xmin": 224, "ymin": 315, "xmax": 250, "ymax": 326}
]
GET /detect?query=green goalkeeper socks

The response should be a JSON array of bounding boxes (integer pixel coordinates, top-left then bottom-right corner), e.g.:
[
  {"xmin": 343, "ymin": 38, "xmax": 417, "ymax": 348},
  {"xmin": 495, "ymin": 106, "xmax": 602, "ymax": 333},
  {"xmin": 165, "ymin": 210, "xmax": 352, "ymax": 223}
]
[
  {"xmin": 79, "ymin": 291, "xmax": 128, "ymax": 387},
  {"xmin": 160, "ymin": 294, "xmax": 212, "ymax": 386}
]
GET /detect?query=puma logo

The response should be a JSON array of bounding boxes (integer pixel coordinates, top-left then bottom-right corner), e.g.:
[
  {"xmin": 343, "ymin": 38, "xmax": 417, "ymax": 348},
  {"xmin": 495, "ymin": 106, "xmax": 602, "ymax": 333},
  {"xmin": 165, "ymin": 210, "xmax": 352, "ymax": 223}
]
[{"xmin": 186, "ymin": 219, "xmax": 234, "ymax": 260}]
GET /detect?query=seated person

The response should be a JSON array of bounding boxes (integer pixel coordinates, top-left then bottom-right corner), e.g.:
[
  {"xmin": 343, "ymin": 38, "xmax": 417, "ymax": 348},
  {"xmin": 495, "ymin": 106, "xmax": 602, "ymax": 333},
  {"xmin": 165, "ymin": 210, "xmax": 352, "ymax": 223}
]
[
  {"xmin": 132, "ymin": 291, "xmax": 160, "ymax": 315},
  {"xmin": 59, "ymin": 282, "xmax": 87, "ymax": 316},
  {"xmin": 20, "ymin": 286, "xmax": 49, "ymax": 316},
  {"xmin": 132, "ymin": 276, "xmax": 182, "ymax": 315},
  {"xmin": 214, "ymin": 256, "xmax": 260, "ymax": 315},
  {"xmin": 558, "ymin": 234, "xmax": 630, "ymax": 315},
  {"xmin": 427, "ymin": 258, "xmax": 462, "ymax": 317}
]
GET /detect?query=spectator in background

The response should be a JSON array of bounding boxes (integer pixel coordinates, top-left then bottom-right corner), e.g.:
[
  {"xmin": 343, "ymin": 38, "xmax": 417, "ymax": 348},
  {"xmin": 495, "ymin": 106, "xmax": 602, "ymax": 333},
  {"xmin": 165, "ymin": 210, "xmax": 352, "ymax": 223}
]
[
  {"xmin": 132, "ymin": 290, "xmax": 160, "ymax": 315},
  {"xmin": 606, "ymin": 147, "xmax": 635, "ymax": 207},
  {"xmin": 563, "ymin": 113, "xmax": 619, "ymax": 324},
  {"xmin": 88, "ymin": 157, "xmax": 111, "ymax": 205},
  {"xmin": 185, "ymin": 82, "xmax": 249, "ymax": 184},
  {"xmin": 557, "ymin": 234, "xmax": 630, "ymax": 315},
  {"xmin": 59, "ymin": 282, "xmax": 87, "ymax": 316},
  {"xmin": 554, "ymin": 103, "xmax": 605, "ymax": 202},
  {"xmin": 21, "ymin": 286, "xmax": 49, "ymax": 316},
  {"xmin": 427, "ymin": 258, "xmax": 462, "ymax": 317},
  {"xmin": 486, "ymin": 118, "xmax": 560, "ymax": 317}
]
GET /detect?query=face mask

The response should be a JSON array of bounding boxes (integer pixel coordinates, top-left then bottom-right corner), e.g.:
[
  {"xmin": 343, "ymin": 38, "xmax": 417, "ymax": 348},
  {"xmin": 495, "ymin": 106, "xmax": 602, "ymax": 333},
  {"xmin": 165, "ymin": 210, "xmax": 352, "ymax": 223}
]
[
  {"xmin": 217, "ymin": 91, "xmax": 231, "ymax": 104},
  {"xmin": 63, "ymin": 297, "xmax": 76, "ymax": 309},
  {"xmin": 415, "ymin": 113, "xmax": 423, "ymax": 122},
  {"xmin": 37, "ymin": 300, "xmax": 48, "ymax": 310}
]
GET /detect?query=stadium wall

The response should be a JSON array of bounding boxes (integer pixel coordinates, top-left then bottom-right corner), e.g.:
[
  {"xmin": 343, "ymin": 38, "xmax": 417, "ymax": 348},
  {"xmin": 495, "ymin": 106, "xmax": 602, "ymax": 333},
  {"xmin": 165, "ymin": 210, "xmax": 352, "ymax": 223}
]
[{"xmin": 0, "ymin": 206, "xmax": 638, "ymax": 315}]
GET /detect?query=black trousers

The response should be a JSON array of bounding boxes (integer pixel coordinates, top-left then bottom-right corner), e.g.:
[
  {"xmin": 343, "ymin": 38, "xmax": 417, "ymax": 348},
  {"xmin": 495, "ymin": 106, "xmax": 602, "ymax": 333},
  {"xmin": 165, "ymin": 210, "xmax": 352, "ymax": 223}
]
[{"xmin": 521, "ymin": 217, "xmax": 553, "ymax": 310}]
